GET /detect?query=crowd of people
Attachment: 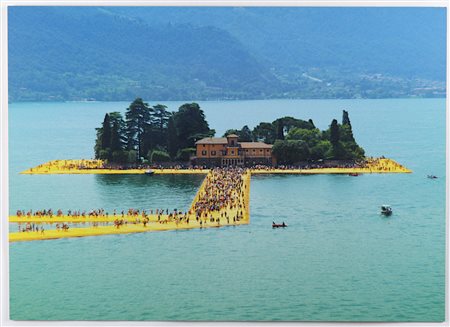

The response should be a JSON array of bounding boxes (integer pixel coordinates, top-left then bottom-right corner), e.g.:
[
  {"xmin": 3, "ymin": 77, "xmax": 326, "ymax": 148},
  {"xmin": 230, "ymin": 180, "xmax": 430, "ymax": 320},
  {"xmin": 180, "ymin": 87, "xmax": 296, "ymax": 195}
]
[
  {"xmin": 192, "ymin": 167, "xmax": 247, "ymax": 227},
  {"xmin": 14, "ymin": 167, "xmax": 250, "ymax": 231}
]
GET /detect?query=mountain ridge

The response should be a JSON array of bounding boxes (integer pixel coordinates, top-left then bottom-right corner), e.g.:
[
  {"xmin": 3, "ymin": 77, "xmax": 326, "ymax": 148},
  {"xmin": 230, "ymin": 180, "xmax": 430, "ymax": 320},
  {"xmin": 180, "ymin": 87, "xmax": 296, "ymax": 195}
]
[{"xmin": 8, "ymin": 6, "xmax": 446, "ymax": 101}]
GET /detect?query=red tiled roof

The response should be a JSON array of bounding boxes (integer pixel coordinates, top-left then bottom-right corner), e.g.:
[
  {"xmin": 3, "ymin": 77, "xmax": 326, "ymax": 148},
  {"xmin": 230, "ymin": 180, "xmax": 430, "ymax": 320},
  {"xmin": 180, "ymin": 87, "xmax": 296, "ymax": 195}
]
[
  {"xmin": 195, "ymin": 137, "xmax": 228, "ymax": 145},
  {"xmin": 239, "ymin": 142, "xmax": 272, "ymax": 149}
]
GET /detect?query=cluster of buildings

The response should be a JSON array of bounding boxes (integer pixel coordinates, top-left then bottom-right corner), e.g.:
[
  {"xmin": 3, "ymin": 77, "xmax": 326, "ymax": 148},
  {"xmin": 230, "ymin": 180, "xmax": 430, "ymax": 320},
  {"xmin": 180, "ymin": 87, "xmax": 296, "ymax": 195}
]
[{"xmin": 193, "ymin": 134, "xmax": 274, "ymax": 167}]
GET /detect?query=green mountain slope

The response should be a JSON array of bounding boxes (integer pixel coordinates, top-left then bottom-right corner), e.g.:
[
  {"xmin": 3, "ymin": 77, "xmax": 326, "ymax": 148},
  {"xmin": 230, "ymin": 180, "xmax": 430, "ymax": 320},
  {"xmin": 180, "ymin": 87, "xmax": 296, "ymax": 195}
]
[
  {"xmin": 8, "ymin": 6, "xmax": 446, "ymax": 101},
  {"xmin": 9, "ymin": 7, "xmax": 280, "ymax": 101}
]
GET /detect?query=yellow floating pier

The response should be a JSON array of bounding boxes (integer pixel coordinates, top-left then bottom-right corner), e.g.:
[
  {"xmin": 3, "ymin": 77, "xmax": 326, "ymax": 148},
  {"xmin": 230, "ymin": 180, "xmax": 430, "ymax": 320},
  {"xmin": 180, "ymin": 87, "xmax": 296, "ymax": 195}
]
[
  {"xmin": 21, "ymin": 158, "xmax": 411, "ymax": 175},
  {"xmin": 11, "ymin": 157, "xmax": 410, "ymax": 242},
  {"xmin": 10, "ymin": 169, "xmax": 251, "ymax": 242}
]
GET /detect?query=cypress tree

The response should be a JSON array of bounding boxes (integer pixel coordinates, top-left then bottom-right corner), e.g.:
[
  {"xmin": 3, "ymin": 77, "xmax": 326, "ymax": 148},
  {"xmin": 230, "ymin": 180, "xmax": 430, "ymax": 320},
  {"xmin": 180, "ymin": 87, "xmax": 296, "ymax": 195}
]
[
  {"xmin": 101, "ymin": 113, "xmax": 111, "ymax": 150},
  {"xmin": 167, "ymin": 116, "xmax": 178, "ymax": 160},
  {"xmin": 342, "ymin": 110, "xmax": 351, "ymax": 126},
  {"xmin": 330, "ymin": 119, "xmax": 340, "ymax": 146}
]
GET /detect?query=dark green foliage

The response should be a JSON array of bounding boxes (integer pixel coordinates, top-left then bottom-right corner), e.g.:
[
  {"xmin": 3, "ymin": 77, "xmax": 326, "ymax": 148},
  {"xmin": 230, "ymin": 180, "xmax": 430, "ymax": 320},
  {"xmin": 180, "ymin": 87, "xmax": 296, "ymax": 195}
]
[
  {"xmin": 223, "ymin": 126, "xmax": 252, "ymax": 142},
  {"xmin": 111, "ymin": 150, "xmax": 129, "ymax": 163},
  {"xmin": 340, "ymin": 110, "xmax": 355, "ymax": 142},
  {"xmin": 286, "ymin": 128, "xmax": 322, "ymax": 147},
  {"xmin": 330, "ymin": 119, "xmax": 340, "ymax": 146},
  {"xmin": 152, "ymin": 104, "xmax": 170, "ymax": 148},
  {"xmin": 95, "ymin": 100, "xmax": 366, "ymax": 164},
  {"xmin": 177, "ymin": 148, "xmax": 196, "ymax": 162},
  {"xmin": 272, "ymin": 117, "xmax": 315, "ymax": 141},
  {"xmin": 274, "ymin": 119, "xmax": 285, "ymax": 140},
  {"xmin": 223, "ymin": 129, "xmax": 240, "ymax": 137},
  {"xmin": 101, "ymin": 114, "xmax": 111, "ymax": 150},
  {"xmin": 310, "ymin": 140, "xmax": 332, "ymax": 160},
  {"xmin": 173, "ymin": 103, "xmax": 214, "ymax": 149},
  {"xmin": 239, "ymin": 126, "xmax": 252, "ymax": 142},
  {"xmin": 252, "ymin": 122, "xmax": 276, "ymax": 143},
  {"xmin": 272, "ymin": 140, "xmax": 310, "ymax": 165},
  {"xmin": 110, "ymin": 122, "xmax": 122, "ymax": 153},
  {"xmin": 8, "ymin": 7, "xmax": 445, "ymax": 101},
  {"xmin": 94, "ymin": 127, "xmax": 103, "ymax": 160},
  {"xmin": 342, "ymin": 110, "xmax": 351, "ymax": 126},
  {"xmin": 150, "ymin": 150, "xmax": 171, "ymax": 163},
  {"xmin": 339, "ymin": 124, "xmax": 355, "ymax": 143},
  {"xmin": 125, "ymin": 98, "xmax": 153, "ymax": 160},
  {"xmin": 95, "ymin": 112, "xmax": 126, "ymax": 161},
  {"xmin": 260, "ymin": 111, "xmax": 364, "ymax": 162},
  {"xmin": 167, "ymin": 116, "xmax": 179, "ymax": 160},
  {"xmin": 98, "ymin": 149, "xmax": 111, "ymax": 161}
]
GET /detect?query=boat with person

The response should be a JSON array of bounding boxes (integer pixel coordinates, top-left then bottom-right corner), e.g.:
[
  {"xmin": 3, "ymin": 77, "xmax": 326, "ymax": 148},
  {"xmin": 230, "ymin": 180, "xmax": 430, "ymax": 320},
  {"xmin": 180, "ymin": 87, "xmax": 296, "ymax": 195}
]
[
  {"xmin": 272, "ymin": 221, "xmax": 287, "ymax": 228},
  {"xmin": 427, "ymin": 175, "xmax": 438, "ymax": 179},
  {"xmin": 381, "ymin": 205, "xmax": 392, "ymax": 216}
]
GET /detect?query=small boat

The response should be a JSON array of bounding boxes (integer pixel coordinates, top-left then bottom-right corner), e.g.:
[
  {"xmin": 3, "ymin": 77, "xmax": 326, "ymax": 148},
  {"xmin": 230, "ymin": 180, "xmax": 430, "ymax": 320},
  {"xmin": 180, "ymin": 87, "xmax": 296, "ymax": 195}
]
[
  {"xmin": 381, "ymin": 205, "xmax": 392, "ymax": 216},
  {"xmin": 144, "ymin": 169, "xmax": 154, "ymax": 176},
  {"xmin": 272, "ymin": 221, "xmax": 287, "ymax": 228},
  {"xmin": 427, "ymin": 175, "xmax": 438, "ymax": 179},
  {"xmin": 348, "ymin": 173, "xmax": 359, "ymax": 177}
]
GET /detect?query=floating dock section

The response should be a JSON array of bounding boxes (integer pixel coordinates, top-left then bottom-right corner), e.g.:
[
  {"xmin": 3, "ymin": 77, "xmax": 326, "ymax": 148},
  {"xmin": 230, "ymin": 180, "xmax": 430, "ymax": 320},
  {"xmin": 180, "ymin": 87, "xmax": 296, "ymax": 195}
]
[{"xmin": 10, "ymin": 157, "xmax": 410, "ymax": 242}]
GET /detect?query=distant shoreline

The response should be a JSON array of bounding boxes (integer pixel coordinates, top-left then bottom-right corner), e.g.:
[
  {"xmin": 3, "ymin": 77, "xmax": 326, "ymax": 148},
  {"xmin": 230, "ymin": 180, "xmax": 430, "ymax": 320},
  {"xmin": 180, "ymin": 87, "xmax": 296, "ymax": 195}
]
[{"xmin": 7, "ymin": 96, "xmax": 447, "ymax": 105}]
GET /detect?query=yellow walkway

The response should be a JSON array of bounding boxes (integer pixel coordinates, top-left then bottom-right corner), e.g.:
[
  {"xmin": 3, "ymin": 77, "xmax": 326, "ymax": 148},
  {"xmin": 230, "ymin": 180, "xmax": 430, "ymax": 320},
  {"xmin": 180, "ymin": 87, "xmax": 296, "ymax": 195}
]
[
  {"xmin": 10, "ymin": 170, "xmax": 251, "ymax": 242},
  {"xmin": 10, "ymin": 157, "xmax": 409, "ymax": 242}
]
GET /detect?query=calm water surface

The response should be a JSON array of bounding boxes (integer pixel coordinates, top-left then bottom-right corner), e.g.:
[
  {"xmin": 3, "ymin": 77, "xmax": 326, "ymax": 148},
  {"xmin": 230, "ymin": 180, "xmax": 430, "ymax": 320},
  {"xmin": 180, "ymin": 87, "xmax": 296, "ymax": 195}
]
[{"xmin": 8, "ymin": 99, "xmax": 446, "ymax": 321}]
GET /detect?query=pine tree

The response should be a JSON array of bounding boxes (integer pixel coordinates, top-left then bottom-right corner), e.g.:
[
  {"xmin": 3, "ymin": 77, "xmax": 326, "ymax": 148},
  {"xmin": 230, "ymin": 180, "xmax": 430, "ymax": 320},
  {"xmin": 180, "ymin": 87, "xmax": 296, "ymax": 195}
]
[
  {"xmin": 125, "ymin": 98, "xmax": 152, "ymax": 160},
  {"xmin": 167, "ymin": 116, "xmax": 178, "ymax": 160},
  {"xmin": 110, "ymin": 121, "xmax": 122, "ymax": 153}
]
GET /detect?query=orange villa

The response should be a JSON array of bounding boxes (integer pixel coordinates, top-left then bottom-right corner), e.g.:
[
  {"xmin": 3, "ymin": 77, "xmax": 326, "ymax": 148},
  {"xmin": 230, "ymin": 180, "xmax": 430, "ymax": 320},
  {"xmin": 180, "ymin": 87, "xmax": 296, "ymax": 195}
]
[{"xmin": 193, "ymin": 134, "xmax": 274, "ymax": 167}]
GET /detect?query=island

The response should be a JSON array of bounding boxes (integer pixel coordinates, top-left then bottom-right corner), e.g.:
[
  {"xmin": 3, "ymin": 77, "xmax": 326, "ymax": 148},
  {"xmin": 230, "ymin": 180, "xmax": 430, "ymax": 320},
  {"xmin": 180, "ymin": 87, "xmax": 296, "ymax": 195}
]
[{"xmin": 11, "ymin": 99, "xmax": 411, "ymax": 242}]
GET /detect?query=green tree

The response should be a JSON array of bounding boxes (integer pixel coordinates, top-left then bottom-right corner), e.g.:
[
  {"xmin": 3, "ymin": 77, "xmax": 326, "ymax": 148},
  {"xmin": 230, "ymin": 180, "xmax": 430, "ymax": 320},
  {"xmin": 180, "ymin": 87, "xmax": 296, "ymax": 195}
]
[
  {"xmin": 329, "ymin": 119, "xmax": 340, "ymax": 146},
  {"xmin": 167, "ymin": 116, "xmax": 179, "ymax": 160},
  {"xmin": 286, "ymin": 127, "xmax": 322, "ymax": 147},
  {"xmin": 94, "ymin": 127, "xmax": 103, "ymax": 159},
  {"xmin": 109, "ymin": 111, "xmax": 127, "ymax": 145},
  {"xmin": 272, "ymin": 140, "xmax": 310, "ymax": 164},
  {"xmin": 252, "ymin": 122, "xmax": 276, "ymax": 143},
  {"xmin": 273, "ymin": 118, "xmax": 285, "ymax": 140},
  {"xmin": 223, "ymin": 129, "xmax": 240, "ymax": 137},
  {"xmin": 128, "ymin": 150, "xmax": 138, "ymax": 164},
  {"xmin": 150, "ymin": 150, "xmax": 171, "ymax": 163},
  {"xmin": 177, "ymin": 148, "xmax": 196, "ymax": 161},
  {"xmin": 152, "ymin": 104, "xmax": 170, "ymax": 147},
  {"xmin": 173, "ymin": 103, "xmax": 213, "ymax": 149},
  {"xmin": 342, "ymin": 110, "xmax": 351, "ymax": 126},
  {"xmin": 101, "ymin": 113, "xmax": 111, "ymax": 150},
  {"xmin": 110, "ymin": 121, "xmax": 122, "ymax": 153},
  {"xmin": 239, "ymin": 125, "xmax": 252, "ymax": 142},
  {"xmin": 125, "ymin": 98, "xmax": 153, "ymax": 160},
  {"xmin": 340, "ymin": 110, "xmax": 355, "ymax": 142},
  {"xmin": 310, "ymin": 140, "xmax": 332, "ymax": 160}
]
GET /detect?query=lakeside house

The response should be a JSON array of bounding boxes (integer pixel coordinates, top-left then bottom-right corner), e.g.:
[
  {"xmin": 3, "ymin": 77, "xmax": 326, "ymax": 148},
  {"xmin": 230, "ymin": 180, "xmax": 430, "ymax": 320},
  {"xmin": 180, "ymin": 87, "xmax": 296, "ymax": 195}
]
[{"xmin": 193, "ymin": 134, "xmax": 274, "ymax": 167}]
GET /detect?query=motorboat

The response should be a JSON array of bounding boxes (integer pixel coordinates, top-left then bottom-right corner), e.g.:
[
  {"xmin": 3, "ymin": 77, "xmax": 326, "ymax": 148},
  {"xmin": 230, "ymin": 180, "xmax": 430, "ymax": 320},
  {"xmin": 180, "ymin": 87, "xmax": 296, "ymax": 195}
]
[
  {"xmin": 272, "ymin": 221, "xmax": 287, "ymax": 228},
  {"xmin": 381, "ymin": 205, "xmax": 392, "ymax": 216},
  {"xmin": 427, "ymin": 175, "xmax": 438, "ymax": 179},
  {"xmin": 144, "ymin": 169, "xmax": 154, "ymax": 176}
]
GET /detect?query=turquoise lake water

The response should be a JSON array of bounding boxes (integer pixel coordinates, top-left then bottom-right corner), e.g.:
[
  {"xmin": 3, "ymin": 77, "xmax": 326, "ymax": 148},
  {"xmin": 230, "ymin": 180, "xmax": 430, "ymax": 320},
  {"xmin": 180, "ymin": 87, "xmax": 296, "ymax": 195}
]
[{"xmin": 8, "ymin": 99, "xmax": 446, "ymax": 321}]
